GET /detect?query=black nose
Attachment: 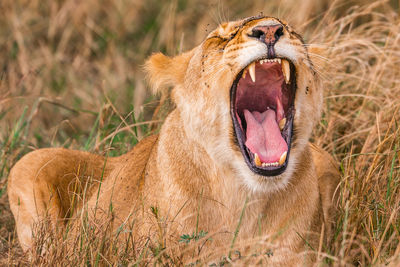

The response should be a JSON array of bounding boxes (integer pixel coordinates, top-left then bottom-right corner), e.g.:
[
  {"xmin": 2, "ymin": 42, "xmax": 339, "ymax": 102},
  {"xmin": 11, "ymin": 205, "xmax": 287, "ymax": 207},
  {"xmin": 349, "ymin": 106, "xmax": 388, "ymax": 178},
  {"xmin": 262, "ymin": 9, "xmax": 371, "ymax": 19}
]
[{"xmin": 249, "ymin": 24, "xmax": 284, "ymax": 58}]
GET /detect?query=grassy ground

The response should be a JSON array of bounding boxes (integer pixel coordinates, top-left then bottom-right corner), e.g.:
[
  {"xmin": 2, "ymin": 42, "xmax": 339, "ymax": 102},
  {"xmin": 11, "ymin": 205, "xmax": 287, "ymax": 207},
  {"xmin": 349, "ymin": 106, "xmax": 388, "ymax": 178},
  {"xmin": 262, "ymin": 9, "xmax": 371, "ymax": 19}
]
[{"xmin": 1, "ymin": 0, "xmax": 400, "ymax": 265}]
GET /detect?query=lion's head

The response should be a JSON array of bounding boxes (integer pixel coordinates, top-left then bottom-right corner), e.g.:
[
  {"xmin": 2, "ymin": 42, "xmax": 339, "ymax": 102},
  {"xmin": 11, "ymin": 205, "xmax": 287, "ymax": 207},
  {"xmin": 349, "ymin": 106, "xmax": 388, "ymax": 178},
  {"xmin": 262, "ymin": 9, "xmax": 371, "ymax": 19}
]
[{"xmin": 146, "ymin": 16, "xmax": 323, "ymax": 193}]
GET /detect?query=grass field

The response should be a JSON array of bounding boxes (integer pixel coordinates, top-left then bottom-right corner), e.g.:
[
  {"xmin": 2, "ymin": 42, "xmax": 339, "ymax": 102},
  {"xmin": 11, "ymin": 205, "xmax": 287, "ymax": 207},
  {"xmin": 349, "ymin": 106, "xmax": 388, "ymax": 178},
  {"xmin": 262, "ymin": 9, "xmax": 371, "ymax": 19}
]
[{"xmin": 1, "ymin": 0, "xmax": 400, "ymax": 265}]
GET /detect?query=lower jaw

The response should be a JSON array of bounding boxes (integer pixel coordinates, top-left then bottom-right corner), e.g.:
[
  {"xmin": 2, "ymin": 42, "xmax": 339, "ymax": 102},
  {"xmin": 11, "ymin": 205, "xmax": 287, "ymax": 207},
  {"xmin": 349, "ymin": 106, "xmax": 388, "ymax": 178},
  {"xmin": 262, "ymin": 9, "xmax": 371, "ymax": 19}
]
[{"xmin": 233, "ymin": 116, "xmax": 294, "ymax": 177}]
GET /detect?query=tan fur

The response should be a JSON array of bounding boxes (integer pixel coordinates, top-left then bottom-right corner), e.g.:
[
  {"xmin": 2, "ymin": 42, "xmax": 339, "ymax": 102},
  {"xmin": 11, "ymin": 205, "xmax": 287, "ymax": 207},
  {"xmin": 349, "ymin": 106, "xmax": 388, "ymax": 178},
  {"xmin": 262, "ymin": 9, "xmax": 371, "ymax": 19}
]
[{"xmin": 8, "ymin": 16, "xmax": 340, "ymax": 265}]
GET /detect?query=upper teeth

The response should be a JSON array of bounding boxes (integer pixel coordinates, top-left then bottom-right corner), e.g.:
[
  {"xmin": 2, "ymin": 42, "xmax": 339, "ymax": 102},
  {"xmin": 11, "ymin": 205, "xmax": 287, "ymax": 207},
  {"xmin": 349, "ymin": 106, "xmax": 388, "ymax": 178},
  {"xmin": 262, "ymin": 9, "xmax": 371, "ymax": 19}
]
[
  {"xmin": 249, "ymin": 62, "xmax": 256, "ymax": 82},
  {"xmin": 260, "ymin": 58, "xmax": 281, "ymax": 64},
  {"xmin": 281, "ymin": 59, "xmax": 290, "ymax": 84},
  {"xmin": 244, "ymin": 58, "xmax": 290, "ymax": 84}
]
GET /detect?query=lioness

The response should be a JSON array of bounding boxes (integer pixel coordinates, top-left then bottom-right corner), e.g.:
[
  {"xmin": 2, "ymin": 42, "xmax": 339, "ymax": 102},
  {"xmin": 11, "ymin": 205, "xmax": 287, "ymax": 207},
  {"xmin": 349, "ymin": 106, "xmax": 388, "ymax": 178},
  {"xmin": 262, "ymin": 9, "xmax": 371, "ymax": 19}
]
[{"xmin": 8, "ymin": 16, "xmax": 340, "ymax": 265}]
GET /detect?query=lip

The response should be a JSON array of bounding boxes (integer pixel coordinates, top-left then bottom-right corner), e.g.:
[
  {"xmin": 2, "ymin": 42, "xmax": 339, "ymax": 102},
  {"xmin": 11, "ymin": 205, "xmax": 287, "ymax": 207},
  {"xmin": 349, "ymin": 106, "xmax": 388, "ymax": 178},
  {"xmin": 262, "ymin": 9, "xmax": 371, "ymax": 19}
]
[{"xmin": 230, "ymin": 57, "xmax": 297, "ymax": 176}]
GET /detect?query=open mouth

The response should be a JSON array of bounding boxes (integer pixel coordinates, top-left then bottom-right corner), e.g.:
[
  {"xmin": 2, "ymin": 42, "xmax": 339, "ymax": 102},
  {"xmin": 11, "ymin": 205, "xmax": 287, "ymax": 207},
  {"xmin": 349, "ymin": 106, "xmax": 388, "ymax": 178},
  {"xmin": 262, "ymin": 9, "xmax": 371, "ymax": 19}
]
[{"xmin": 230, "ymin": 58, "xmax": 296, "ymax": 176}]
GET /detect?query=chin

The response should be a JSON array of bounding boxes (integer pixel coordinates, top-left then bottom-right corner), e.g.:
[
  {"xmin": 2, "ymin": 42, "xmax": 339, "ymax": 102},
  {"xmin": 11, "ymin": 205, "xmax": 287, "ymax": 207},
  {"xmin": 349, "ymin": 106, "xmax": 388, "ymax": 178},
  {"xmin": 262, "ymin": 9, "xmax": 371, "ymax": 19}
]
[{"xmin": 232, "ymin": 149, "xmax": 298, "ymax": 193}]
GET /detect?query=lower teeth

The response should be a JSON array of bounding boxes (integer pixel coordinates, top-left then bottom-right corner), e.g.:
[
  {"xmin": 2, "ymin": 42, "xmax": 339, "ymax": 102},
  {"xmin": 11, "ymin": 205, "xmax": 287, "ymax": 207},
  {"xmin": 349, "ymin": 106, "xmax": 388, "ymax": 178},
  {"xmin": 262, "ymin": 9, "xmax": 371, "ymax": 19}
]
[
  {"xmin": 262, "ymin": 162, "xmax": 279, "ymax": 167},
  {"xmin": 254, "ymin": 152, "xmax": 287, "ymax": 167}
]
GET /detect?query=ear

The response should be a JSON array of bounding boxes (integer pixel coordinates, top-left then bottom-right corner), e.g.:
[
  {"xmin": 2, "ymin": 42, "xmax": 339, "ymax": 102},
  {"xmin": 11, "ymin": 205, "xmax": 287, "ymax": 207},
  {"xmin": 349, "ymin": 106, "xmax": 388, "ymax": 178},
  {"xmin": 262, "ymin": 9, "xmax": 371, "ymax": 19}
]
[
  {"xmin": 307, "ymin": 44, "xmax": 328, "ymax": 69},
  {"xmin": 144, "ymin": 51, "xmax": 193, "ymax": 94}
]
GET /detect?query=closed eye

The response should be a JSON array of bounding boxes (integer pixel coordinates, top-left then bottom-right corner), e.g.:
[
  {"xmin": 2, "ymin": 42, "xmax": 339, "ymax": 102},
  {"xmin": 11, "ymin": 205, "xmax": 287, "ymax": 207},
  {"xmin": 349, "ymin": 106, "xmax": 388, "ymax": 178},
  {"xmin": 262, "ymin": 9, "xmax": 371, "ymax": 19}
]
[
  {"xmin": 227, "ymin": 28, "xmax": 240, "ymax": 40},
  {"xmin": 206, "ymin": 26, "xmax": 240, "ymax": 42},
  {"xmin": 206, "ymin": 35, "xmax": 228, "ymax": 41}
]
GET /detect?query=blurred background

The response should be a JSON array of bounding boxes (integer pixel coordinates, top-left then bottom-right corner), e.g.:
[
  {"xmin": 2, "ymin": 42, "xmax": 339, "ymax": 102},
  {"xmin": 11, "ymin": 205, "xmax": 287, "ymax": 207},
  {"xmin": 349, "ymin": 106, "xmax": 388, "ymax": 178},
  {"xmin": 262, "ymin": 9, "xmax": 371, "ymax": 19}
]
[{"xmin": 1, "ymin": 0, "xmax": 400, "ymax": 265}]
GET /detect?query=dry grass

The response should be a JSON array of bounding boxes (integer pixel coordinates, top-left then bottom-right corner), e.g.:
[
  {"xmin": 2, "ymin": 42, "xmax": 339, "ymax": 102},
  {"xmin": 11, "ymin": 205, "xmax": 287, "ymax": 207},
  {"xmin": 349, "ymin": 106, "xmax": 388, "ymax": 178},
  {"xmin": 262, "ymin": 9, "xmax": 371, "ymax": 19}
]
[{"xmin": 1, "ymin": 0, "xmax": 400, "ymax": 265}]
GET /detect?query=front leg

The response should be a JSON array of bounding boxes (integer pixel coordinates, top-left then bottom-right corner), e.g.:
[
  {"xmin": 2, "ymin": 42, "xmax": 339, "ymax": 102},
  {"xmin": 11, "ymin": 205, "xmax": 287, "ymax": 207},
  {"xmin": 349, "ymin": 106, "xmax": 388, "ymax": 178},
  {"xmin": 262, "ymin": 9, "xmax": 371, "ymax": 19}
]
[{"xmin": 8, "ymin": 148, "xmax": 109, "ymax": 251}]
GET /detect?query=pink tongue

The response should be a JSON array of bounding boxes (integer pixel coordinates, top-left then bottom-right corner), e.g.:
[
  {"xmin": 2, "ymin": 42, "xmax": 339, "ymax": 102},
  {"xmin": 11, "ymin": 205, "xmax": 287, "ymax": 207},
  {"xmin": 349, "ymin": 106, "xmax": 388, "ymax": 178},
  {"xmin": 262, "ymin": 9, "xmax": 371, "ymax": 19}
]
[{"xmin": 244, "ymin": 109, "xmax": 288, "ymax": 163}]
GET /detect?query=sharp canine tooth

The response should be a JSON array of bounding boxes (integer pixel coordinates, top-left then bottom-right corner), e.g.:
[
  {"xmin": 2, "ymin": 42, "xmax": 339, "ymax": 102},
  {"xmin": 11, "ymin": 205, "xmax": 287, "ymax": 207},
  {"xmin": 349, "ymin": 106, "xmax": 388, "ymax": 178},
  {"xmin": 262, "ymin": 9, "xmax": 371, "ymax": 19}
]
[
  {"xmin": 279, "ymin": 118, "xmax": 286, "ymax": 130},
  {"xmin": 279, "ymin": 151, "xmax": 287, "ymax": 165},
  {"xmin": 277, "ymin": 58, "xmax": 281, "ymax": 64},
  {"xmin": 254, "ymin": 153, "xmax": 262, "ymax": 167},
  {"xmin": 242, "ymin": 69, "xmax": 247, "ymax": 78},
  {"xmin": 281, "ymin": 59, "xmax": 290, "ymax": 84},
  {"xmin": 249, "ymin": 62, "xmax": 256, "ymax": 82}
]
